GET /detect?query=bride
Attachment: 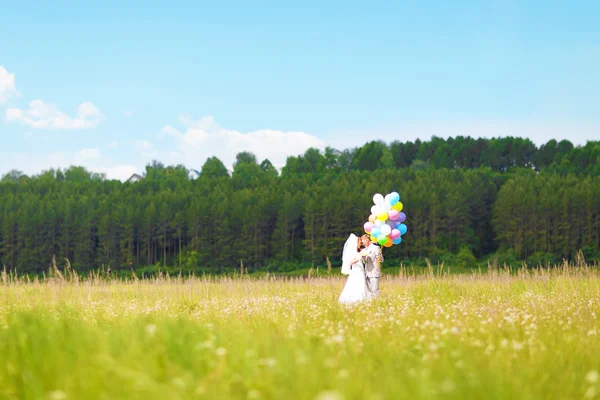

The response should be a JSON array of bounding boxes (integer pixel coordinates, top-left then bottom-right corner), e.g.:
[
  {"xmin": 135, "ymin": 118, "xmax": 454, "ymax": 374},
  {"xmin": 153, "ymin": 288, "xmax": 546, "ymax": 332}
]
[{"xmin": 338, "ymin": 234, "xmax": 368, "ymax": 304}]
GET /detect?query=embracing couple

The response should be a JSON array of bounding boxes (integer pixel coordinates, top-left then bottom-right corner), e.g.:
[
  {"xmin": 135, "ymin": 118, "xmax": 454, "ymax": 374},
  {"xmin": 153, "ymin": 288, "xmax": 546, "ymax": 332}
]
[{"xmin": 338, "ymin": 234, "xmax": 383, "ymax": 304}]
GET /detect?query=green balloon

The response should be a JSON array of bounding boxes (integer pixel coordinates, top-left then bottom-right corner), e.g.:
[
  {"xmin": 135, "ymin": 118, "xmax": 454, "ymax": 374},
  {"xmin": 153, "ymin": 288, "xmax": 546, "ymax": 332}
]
[{"xmin": 377, "ymin": 236, "xmax": 387, "ymax": 245}]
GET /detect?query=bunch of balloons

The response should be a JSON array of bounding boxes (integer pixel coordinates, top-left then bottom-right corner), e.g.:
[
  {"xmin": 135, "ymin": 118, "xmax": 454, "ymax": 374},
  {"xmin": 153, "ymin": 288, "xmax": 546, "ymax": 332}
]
[{"xmin": 363, "ymin": 192, "xmax": 407, "ymax": 248}]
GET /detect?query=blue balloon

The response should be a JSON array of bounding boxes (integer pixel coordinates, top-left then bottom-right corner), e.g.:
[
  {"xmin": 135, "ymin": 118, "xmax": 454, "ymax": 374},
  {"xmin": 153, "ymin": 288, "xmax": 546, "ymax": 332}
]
[
  {"xmin": 393, "ymin": 237, "xmax": 402, "ymax": 245},
  {"xmin": 371, "ymin": 227, "xmax": 381, "ymax": 237},
  {"xmin": 389, "ymin": 192, "xmax": 400, "ymax": 205},
  {"xmin": 398, "ymin": 224, "xmax": 408, "ymax": 235}
]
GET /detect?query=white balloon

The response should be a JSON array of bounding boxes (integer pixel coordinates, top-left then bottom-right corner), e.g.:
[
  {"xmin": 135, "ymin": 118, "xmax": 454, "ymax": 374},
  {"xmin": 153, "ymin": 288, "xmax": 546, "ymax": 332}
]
[
  {"xmin": 373, "ymin": 193, "xmax": 384, "ymax": 205},
  {"xmin": 384, "ymin": 194, "xmax": 391, "ymax": 204},
  {"xmin": 381, "ymin": 225, "xmax": 392, "ymax": 236},
  {"xmin": 383, "ymin": 202, "xmax": 392, "ymax": 212},
  {"xmin": 370, "ymin": 205, "xmax": 379, "ymax": 215},
  {"xmin": 374, "ymin": 219, "xmax": 383, "ymax": 227}
]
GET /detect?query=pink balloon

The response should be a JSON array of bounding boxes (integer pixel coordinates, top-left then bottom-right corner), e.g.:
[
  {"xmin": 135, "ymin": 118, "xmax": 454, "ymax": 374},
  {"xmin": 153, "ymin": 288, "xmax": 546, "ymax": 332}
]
[
  {"xmin": 388, "ymin": 210, "xmax": 400, "ymax": 221},
  {"xmin": 364, "ymin": 222, "xmax": 375, "ymax": 233},
  {"xmin": 391, "ymin": 229, "xmax": 401, "ymax": 239}
]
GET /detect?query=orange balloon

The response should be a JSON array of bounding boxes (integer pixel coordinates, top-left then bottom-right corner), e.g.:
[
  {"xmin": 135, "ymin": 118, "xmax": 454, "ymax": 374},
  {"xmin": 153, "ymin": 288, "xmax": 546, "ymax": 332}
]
[
  {"xmin": 384, "ymin": 239, "xmax": 393, "ymax": 248},
  {"xmin": 368, "ymin": 214, "xmax": 377, "ymax": 223}
]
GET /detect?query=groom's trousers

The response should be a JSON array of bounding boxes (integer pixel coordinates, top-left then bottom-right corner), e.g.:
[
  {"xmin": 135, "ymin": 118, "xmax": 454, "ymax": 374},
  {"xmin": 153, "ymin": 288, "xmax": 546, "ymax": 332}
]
[{"xmin": 366, "ymin": 277, "xmax": 380, "ymax": 298}]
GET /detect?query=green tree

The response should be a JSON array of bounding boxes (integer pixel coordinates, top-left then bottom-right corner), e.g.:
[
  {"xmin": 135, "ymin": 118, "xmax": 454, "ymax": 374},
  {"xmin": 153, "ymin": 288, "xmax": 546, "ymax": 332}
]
[
  {"xmin": 201, "ymin": 157, "xmax": 229, "ymax": 178},
  {"xmin": 456, "ymin": 246, "xmax": 477, "ymax": 268}
]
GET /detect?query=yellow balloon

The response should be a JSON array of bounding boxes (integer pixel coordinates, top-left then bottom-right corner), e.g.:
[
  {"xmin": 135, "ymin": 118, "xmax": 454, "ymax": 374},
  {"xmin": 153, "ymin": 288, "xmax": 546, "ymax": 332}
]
[
  {"xmin": 392, "ymin": 202, "xmax": 403, "ymax": 212},
  {"xmin": 370, "ymin": 235, "xmax": 377, "ymax": 242},
  {"xmin": 377, "ymin": 212, "xmax": 388, "ymax": 221}
]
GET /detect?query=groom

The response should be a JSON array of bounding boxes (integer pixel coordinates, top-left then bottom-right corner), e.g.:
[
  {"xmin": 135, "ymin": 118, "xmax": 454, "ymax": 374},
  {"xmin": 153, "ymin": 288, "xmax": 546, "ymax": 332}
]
[{"xmin": 360, "ymin": 235, "xmax": 383, "ymax": 298}]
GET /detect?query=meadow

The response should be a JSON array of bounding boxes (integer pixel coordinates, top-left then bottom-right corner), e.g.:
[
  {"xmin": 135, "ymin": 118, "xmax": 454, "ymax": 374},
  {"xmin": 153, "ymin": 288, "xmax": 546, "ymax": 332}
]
[{"xmin": 0, "ymin": 264, "xmax": 599, "ymax": 400}]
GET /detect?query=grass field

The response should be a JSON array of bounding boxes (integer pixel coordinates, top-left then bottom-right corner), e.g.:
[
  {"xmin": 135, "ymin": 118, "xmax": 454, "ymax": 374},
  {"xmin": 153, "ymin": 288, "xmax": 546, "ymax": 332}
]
[{"xmin": 1, "ymin": 265, "xmax": 599, "ymax": 400}]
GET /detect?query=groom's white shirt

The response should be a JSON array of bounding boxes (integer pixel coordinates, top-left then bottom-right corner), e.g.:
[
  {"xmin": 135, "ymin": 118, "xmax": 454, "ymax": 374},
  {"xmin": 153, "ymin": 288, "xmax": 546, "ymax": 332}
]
[{"xmin": 364, "ymin": 243, "xmax": 382, "ymax": 278}]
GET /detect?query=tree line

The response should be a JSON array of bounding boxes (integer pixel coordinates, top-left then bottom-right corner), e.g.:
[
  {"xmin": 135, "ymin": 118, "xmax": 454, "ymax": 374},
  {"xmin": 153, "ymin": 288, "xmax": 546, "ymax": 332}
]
[{"xmin": 1, "ymin": 136, "xmax": 599, "ymax": 274}]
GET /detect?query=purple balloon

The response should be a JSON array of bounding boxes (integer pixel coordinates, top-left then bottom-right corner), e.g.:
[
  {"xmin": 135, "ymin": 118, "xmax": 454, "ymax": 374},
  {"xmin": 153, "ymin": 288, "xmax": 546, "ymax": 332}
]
[{"xmin": 398, "ymin": 212, "xmax": 406, "ymax": 223}]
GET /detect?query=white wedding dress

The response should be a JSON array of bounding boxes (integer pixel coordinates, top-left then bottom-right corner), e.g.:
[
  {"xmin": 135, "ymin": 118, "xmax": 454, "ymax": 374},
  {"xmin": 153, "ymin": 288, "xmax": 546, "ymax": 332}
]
[{"xmin": 338, "ymin": 234, "xmax": 368, "ymax": 304}]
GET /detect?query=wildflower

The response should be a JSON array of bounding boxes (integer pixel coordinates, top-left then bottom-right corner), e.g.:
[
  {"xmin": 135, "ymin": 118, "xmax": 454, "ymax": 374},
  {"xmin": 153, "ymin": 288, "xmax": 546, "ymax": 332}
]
[
  {"xmin": 216, "ymin": 347, "xmax": 228, "ymax": 357},
  {"xmin": 586, "ymin": 370, "xmax": 599, "ymax": 384},
  {"xmin": 145, "ymin": 324, "xmax": 157, "ymax": 337},
  {"xmin": 440, "ymin": 379, "xmax": 456, "ymax": 393},
  {"xmin": 48, "ymin": 391, "xmax": 67, "ymax": 400},
  {"xmin": 324, "ymin": 358, "xmax": 337, "ymax": 368},
  {"xmin": 314, "ymin": 391, "xmax": 344, "ymax": 400},
  {"xmin": 338, "ymin": 369, "xmax": 350, "ymax": 379},
  {"xmin": 260, "ymin": 358, "xmax": 277, "ymax": 368},
  {"xmin": 171, "ymin": 377, "xmax": 186, "ymax": 389},
  {"xmin": 247, "ymin": 389, "xmax": 261, "ymax": 399},
  {"xmin": 585, "ymin": 386, "xmax": 596, "ymax": 399},
  {"xmin": 195, "ymin": 385, "xmax": 206, "ymax": 395},
  {"xmin": 512, "ymin": 341, "xmax": 524, "ymax": 351}
]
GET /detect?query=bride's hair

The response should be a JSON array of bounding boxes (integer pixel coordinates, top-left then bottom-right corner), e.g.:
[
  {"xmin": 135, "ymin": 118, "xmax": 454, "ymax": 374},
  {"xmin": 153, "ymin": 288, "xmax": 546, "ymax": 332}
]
[{"xmin": 356, "ymin": 239, "xmax": 363, "ymax": 252}]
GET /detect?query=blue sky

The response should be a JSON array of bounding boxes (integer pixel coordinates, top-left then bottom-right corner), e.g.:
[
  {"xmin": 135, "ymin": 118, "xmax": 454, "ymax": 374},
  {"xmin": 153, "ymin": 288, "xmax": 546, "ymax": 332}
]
[{"xmin": 1, "ymin": 0, "xmax": 599, "ymax": 180}]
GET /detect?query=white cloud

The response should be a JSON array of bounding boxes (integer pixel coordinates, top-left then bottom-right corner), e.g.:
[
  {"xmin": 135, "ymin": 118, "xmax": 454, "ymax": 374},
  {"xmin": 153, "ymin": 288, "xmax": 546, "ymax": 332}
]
[
  {"xmin": 0, "ymin": 66, "xmax": 102, "ymax": 130},
  {"xmin": 0, "ymin": 148, "xmax": 139, "ymax": 182},
  {"xmin": 0, "ymin": 66, "xmax": 18, "ymax": 104},
  {"xmin": 47, "ymin": 152, "xmax": 66, "ymax": 165},
  {"xmin": 95, "ymin": 165, "xmax": 139, "ymax": 181},
  {"xmin": 75, "ymin": 148, "xmax": 101, "ymax": 161},
  {"xmin": 134, "ymin": 140, "xmax": 157, "ymax": 159},
  {"xmin": 123, "ymin": 110, "xmax": 133, "ymax": 117},
  {"xmin": 5, "ymin": 107, "xmax": 24, "ymax": 121},
  {"xmin": 6, "ymin": 99, "xmax": 103, "ymax": 129},
  {"xmin": 135, "ymin": 140, "xmax": 153, "ymax": 150},
  {"xmin": 161, "ymin": 115, "xmax": 326, "ymax": 169},
  {"xmin": 77, "ymin": 102, "xmax": 102, "ymax": 118}
]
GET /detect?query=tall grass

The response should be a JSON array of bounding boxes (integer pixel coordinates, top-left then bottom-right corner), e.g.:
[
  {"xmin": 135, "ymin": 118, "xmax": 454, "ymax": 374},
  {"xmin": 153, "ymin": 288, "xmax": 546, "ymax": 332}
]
[{"xmin": 0, "ymin": 263, "xmax": 599, "ymax": 399}]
